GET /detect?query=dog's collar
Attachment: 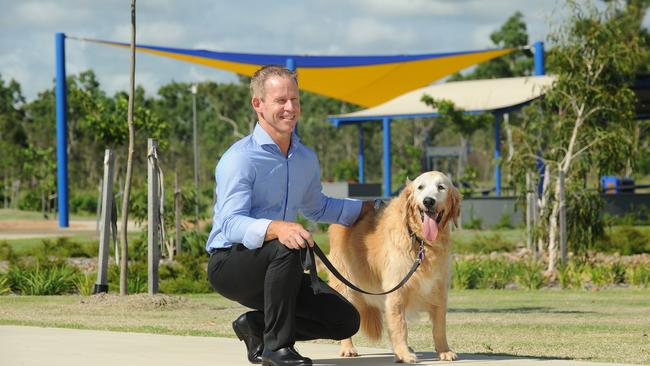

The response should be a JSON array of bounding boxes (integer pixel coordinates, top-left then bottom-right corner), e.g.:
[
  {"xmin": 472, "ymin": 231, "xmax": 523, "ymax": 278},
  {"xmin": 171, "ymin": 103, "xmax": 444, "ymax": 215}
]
[{"xmin": 407, "ymin": 227, "xmax": 426, "ymax": 262}]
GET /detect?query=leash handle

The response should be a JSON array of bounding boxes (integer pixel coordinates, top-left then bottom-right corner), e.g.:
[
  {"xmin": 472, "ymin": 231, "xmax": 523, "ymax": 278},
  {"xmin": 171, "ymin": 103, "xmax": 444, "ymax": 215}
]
[{"xmin": 303, "ymin": 242, "xmax": 423, "ymax": 296}]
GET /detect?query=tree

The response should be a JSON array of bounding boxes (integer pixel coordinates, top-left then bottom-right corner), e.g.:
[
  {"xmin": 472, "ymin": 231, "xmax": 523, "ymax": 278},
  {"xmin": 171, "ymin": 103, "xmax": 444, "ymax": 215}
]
[
  {"xmin": 120, "ymin": 0, "xmax": 137, "ymax": 295},
  {"xmin": 510, "ymin": 1, "xmax": 644, "ymax": 275}
]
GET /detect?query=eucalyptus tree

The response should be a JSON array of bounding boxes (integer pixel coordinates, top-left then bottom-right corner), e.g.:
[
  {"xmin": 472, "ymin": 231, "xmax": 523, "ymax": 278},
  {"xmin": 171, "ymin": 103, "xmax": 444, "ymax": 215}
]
[{"xmin": 510, "ymin": 0, "xmax": 644, "ymax": 274}]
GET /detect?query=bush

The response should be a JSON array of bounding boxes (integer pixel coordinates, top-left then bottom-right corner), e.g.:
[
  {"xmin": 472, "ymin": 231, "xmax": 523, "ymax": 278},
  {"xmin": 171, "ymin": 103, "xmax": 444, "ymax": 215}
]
[
  {"xmin": 596, "ymin": 226, "xmax": 650, "ymax": 255},
  {"xmin": 626, "ymin": 264, "xmax": 650, "ymax": 287},
  {"xmin": 23, "ymin": 237, "xmax": 98, "ymax": 259},
  {"xmin": 0, "ymin": 274, "xmax": 11, "ymax": 295},
  {"xmin": 514, "ymin": 260, "xmax": 545, "ymax": 290},
  {"xmin": 0, "ymin": 241, "xmax": 17, "ymax": 263},
  {"xmin": 452, "ymin": 259, "xmax": 481, "ymax": 289},
  {"xmin": 475, "ymin": 259, "xmax": 515, "ymax": 289},
  {"xmin": 70, "ymin": 191, "xmax": 98, "ymax": 214},
  {"xmin": 74, "ymin": 272, "xmax": 96, "ymax": 296},
  {"xmin": 107, "ymin": 262, "xmax": 147, "ymax": 294},
  {"xmin": 7, "ymin": 259, "xmax": 80, "ymax": 295},
  {"xmin": 455, "ymin": 233, "xmax": 516, "ymax": 254}
]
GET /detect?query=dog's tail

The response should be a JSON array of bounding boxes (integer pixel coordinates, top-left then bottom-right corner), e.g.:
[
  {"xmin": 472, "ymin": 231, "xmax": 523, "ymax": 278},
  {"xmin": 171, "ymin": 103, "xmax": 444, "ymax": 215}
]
[{"xmin": 359, "ymin": 305, "xmax": 382, "ymax": 341}]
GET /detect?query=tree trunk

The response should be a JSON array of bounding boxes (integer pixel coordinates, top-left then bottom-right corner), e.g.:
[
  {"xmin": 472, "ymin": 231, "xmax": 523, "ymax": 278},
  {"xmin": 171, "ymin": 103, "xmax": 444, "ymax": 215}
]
[
  {"xmin": 119, "ymin": 0, "xmax": 137, "ymax": 296},
  {"xmin": 536, "ymin": 164, "xmax": 551, "ymax": 257},
  {"xmin": 546, "ymin": 177, "xmax": 561, "ymax": 276}
]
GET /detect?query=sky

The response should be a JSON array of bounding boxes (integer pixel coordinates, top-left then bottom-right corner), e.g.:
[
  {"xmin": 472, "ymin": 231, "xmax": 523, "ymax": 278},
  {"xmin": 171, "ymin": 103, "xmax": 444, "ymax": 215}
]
[{"xmin": 1, "ymin": 0, "xmax": 648, "ymax": 102}]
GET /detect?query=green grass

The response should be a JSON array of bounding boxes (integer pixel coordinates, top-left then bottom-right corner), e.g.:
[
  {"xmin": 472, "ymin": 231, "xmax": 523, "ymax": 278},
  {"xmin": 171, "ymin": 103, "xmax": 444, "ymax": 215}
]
[
  {"xmin": 0, "ymin": 208, "xmax": 95, "ymax": 221},
  {"xmin": 0, "ymin": 289, "xmax": 647, "ymax": 364},
  {"xmin": 3, "ymin": 235, "xmax": 98, "ymax": 253}
]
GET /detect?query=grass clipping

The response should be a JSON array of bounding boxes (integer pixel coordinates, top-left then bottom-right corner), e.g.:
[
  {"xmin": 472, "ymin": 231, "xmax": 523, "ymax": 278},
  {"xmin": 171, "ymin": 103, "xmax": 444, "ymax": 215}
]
[{"xmin": 79, "ymin": 293, "xmax": 188, "ymax": 310}]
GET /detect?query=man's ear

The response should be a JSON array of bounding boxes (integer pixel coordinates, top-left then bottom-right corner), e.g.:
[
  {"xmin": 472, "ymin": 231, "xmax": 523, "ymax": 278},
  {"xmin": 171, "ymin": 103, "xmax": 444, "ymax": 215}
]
[{"xmin": 251, "ymin": 96, "xmax": 262, "ymax": 112}]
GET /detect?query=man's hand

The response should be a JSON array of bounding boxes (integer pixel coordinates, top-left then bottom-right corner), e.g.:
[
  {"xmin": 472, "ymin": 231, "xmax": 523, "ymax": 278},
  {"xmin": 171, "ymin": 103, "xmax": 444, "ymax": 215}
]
[
  {"xmin": 266, "ymin": 221, "xmax": 314, "ymax": 250},
  {"xmin": 357, "ymin": 200, "xmax": 375, "ymax": 222}
]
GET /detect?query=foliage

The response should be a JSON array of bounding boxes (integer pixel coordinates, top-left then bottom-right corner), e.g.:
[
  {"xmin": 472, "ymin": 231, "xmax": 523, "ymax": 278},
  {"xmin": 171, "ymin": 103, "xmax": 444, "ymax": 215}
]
[
  {"xmin": 454, "ymin": 233, "xmax": 516, "ymax": 254},
  {"xmin": 23, "ymin": 237, "xmax": 98, "ymax": 259},
  {"xmin": 0, "ymin": 274, "xmax": 10, "ymax": 295},
  {"xmin": 74, "ymin": 272, "xmax": 96, "ymax": 296},
  {"xmin": 566, "ymin": 188, "xmax": 605, "ymax": 253},
  {"xmin": 6, "ymin": 259, "xmax": 80, "ymax": 295},
  {"xmin": 0, "ymin": 241, "xmax": 18, "ymax": 263},
  {"xmin": 596, "ymin": 226, "xmax": 650, "ymax": 255},
  {"xmin": 515, "ymin": 260, "xmax": 545, "ymax": 290},
  {"xmin": 493, "ymin": 212, "xmax": 514, "ymax": 230}
]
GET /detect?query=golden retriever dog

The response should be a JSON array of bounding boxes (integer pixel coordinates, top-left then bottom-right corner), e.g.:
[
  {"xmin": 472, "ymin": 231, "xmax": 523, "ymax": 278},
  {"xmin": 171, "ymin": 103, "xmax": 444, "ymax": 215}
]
[{"xmin": 328, "ymin": 171, "xmax": 461, "ymax": 363}]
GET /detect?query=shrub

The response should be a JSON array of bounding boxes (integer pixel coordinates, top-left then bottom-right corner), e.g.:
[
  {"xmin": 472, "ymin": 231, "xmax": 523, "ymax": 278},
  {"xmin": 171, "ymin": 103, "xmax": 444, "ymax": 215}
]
[
  {"xmin": 626, "ymin": 264, "xmax": 650, "ymax": 287},
  {"xmin": 160, "ymin": 277, "xmax": 212, "ymax": 294},
  {"xmin": 455, "ymin": 233, "xmax": 516, "ymax": 254},
  {"xmin": 107, "ymin": 262, "xmax": 147, "ymax": 294},
  {"xmin": 452, "ymin": 259, "xmax": 481, "ymax": 289},
  {"xmin": 596, "ymin": 226, "xmax": 650, "ymax": 255},
  {"xmin": 0, "ymin": 274, "xmax": 11, "ymax": 295},
  {"xmin": 515, "ymin": 260, "xmax": 545, "ymax": 290},
  {"xmin": 476, "ymin": 259, "xmax": 515, "ymax": 289},
  {"xmin": 74, "ymin": 272, "xmax": 96, "ymax": 296},
  {"xmin": 0, "ymin": 241, "xmax": 17, "ymax": 263},
  {"xmin": 7, "ymin": 259, "xmax": 80, "ymax": 295},
  {"xmin": 23, "ymin": 237, "xmax": 98, "ymax": 259},
  {"xmin": 558, "ymin": 262, "xmax": 585, "ymax": 289},
  {"xmin": 70, "ymin": 191, "xmax": 98, "ymax": 214}
]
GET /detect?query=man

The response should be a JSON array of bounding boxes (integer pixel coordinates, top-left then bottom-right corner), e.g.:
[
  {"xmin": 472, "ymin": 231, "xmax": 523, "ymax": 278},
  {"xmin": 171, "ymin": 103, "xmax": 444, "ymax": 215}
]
[{"xmin": 206, "ymin": 65, "xmax": 372, "ymax": 366}]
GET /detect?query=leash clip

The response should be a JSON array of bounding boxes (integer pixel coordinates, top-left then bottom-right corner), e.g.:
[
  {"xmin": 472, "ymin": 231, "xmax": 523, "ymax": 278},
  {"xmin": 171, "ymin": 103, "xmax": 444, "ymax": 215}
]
[{"xmin": 417, "ymin": 240, "xmax": 425, "ymax": 262}]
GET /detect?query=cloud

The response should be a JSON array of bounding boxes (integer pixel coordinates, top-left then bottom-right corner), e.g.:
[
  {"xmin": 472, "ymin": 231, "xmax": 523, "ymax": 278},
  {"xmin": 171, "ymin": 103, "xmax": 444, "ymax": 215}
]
[
  {"xmin": 14, "ymin": 1, "xmax": 90, "ymax": 27},
  {"xmin": 111, "ymin": 21, "xmax": 189, "ymax": 45},
  {"xmin": 345, "ymin": 18, "xmax": 417, "ymax": 49}
]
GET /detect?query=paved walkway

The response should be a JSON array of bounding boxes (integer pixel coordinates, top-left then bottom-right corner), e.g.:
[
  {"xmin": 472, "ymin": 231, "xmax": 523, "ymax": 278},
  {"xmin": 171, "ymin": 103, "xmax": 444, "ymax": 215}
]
[{"xmin": 0, "ymin": 326, "xmax": 638, "ymax": 366}]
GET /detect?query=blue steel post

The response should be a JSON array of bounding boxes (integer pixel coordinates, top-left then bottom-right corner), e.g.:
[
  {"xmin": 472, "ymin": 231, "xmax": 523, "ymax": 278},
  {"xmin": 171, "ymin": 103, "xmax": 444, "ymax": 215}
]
[
  {"xmin": 285, "ymin": 58, "xmax": 295, "ymax": 72},
  {"xmin": 494, "ymin": 113, "xmax": 502, "ymax": 197},
  {"xmin": 383, "ymin": 118, "xmax": 391, "ymax": 197},
  {"xmin": 533, "ymin": 41, "xmax": 545, "ymax": 195},
  {"xmin": 358, "ymin": 125, "xmax": 365, "ymax": 184},
  {"xmin": 533, "ymin": 41, "xmax": 545, "ymax": 76},
  {"xmin": 55, "ymin": 32, "xmax": 69, "ymax": 227}
]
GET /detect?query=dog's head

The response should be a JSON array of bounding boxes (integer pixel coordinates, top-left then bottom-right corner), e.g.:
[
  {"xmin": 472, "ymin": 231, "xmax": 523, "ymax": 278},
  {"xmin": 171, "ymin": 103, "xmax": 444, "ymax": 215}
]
[{"xmin": 403, "ymin": 171, "xmax": 461, "ymax": 242}]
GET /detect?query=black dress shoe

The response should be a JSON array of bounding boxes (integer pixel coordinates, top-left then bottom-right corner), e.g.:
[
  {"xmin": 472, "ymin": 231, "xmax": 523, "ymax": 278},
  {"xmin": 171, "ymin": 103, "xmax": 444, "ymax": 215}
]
[
  {"xmin": 232, "ymin": 312, "xmax": 264, "ymax": 364},
  {"xmin": 261, "ymin": 346, "xmax": 312, "ymax": 366}
]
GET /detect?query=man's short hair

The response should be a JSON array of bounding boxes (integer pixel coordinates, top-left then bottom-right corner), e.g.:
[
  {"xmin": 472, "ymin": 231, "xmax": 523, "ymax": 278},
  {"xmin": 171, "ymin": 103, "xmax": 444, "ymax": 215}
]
[{"xmin": 250, "ymin": 65, "xmax": 298, "ymax": 99}]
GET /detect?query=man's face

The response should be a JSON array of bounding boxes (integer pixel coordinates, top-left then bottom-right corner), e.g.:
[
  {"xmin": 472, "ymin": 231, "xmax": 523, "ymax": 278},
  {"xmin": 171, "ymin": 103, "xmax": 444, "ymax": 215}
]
[{"xmin": 253, "ymin": 76, "xmax": 301, "ymax": 136}]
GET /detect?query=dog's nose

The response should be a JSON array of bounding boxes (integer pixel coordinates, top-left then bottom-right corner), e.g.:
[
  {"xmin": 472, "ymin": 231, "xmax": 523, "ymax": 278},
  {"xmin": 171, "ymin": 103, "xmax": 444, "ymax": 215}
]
[{"xmin": 423, "ymin": 197, "xmax": 436, "ymax": 208}]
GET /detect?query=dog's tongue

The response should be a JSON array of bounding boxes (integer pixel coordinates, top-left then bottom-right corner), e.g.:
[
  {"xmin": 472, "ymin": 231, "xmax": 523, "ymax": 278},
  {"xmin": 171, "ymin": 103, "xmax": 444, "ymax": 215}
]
[{"xmin": 423, "ymin": 214, "xmax": 439, "ymax": 242}]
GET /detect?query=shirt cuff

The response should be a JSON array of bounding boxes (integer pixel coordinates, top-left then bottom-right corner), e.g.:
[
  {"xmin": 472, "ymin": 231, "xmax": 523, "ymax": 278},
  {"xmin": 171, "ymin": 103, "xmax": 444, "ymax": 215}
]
[
  {"xmin": 338, "ymin": 199, "xmax": 363, "ymax": 226},
  {"xmin": 242, "ymin": 218, "xmax": 273, "ymax": 249}
]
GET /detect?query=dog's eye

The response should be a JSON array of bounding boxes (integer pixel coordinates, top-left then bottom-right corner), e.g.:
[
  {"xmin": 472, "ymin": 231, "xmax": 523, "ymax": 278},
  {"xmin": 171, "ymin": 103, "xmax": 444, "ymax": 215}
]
[
  {"xmin": 417, "ymin": 185, "xmax": 424, "ymax": 190},
  {"xmin": 438, "ymin": 184, "xmax": 445, "ymax": 191}
]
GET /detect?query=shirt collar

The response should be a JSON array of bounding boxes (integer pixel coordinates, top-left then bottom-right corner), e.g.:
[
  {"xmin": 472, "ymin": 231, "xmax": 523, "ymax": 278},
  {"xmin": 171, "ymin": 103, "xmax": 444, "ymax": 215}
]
[{"xmin": 253, "ymin": 122, "xmax": 301, "ymax": 148}]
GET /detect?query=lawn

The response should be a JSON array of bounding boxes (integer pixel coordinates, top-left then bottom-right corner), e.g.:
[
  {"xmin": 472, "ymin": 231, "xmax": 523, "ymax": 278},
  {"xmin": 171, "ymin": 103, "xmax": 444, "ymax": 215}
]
[{"xmin": 0, "ymin": 289, "xmax": 647, "ymax": 364}]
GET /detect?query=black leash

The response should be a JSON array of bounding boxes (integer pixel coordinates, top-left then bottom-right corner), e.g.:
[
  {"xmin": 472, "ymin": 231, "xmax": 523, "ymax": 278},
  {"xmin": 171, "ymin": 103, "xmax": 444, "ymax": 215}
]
[{"xmin": 301, "ymin": 235, "xmax": 425, "ymax": 296}]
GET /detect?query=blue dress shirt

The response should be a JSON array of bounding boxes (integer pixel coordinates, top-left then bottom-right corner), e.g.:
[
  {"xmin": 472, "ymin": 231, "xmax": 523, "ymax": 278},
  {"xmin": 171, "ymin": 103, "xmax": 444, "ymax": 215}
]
[{"xmin": 205, "ymin": 123, "xmax": 362, "ymax": 252}]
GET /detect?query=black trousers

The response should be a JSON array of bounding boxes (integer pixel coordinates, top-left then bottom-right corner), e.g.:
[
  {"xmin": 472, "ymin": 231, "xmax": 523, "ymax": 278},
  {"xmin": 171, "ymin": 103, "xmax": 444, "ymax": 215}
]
[{"xmin": 207, "ymin": 240, "xmax": 360, "ymax": 351}]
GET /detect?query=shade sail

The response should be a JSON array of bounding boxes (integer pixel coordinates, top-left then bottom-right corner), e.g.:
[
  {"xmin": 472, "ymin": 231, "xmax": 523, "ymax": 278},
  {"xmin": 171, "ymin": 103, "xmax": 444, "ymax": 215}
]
[
  {"xmin": 70, "ymin": 37, "xmax": 514, "ymax": 107},
  {"xmin": 329, "ymin": 75, "xmax": 556, "ymax": 126}
]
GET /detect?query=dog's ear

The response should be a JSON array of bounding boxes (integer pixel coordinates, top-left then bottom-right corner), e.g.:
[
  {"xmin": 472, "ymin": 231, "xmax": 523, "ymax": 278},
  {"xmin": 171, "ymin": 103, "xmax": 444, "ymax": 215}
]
[
  {"xmin": 441, "ymin": 184, "xmax": 462, "ymax": 229},
  {"xmin": 405, "ymin": 177, "xmax": 412, "ymax": 185}
]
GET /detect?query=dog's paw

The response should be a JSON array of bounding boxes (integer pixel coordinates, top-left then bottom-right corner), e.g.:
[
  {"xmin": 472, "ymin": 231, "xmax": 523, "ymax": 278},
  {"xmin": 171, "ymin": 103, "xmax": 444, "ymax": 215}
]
[
  {"xmin": 393, "ymin": 351, "xmax": 417, "ymax": 364},
  {"xmin": 438, "ymin": 350, "xmax": 458, "ymax": 361},
  {"xmin": 339, "ymin": 346, "xmax": 359, "ymax": 357}
]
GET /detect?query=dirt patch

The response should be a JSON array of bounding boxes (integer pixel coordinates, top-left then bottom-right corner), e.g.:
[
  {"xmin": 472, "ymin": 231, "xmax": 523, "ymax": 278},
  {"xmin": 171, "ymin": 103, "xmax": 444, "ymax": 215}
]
[{"xmin": 78, "ymin": 293, "xmax": 188, "ymax": 310}]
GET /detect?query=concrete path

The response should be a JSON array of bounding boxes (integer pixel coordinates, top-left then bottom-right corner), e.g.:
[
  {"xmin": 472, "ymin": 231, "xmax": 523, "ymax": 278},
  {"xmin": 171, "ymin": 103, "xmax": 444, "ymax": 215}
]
[{"xmin": 0, "ymin": 325, "xmax": 638, "ymax": 366}]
